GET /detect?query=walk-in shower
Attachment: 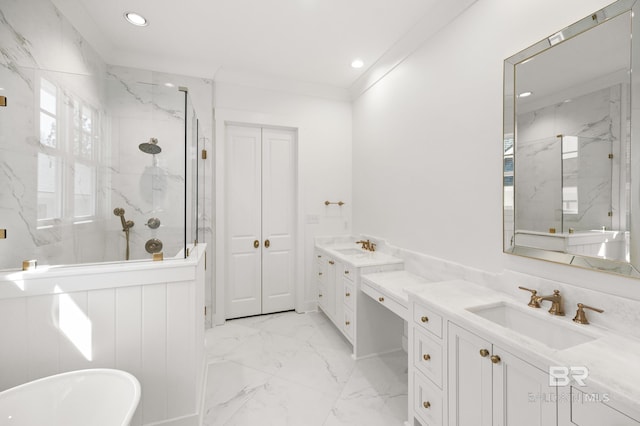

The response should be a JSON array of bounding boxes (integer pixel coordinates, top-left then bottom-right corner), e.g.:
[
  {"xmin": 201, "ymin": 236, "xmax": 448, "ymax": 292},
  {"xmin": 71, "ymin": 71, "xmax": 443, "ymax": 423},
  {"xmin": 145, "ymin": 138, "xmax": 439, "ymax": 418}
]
[{"xmin": 0, "ymin": 65, "xmax": 205, "ymax": 270}]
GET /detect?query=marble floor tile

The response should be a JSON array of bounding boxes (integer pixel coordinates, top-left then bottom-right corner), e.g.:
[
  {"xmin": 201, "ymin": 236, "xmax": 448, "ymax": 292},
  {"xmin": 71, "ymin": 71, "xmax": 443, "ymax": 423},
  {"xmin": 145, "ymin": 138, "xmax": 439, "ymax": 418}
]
[{"xmin": 203, "ymin": 310, "xmax": 408, "ymax": 426}]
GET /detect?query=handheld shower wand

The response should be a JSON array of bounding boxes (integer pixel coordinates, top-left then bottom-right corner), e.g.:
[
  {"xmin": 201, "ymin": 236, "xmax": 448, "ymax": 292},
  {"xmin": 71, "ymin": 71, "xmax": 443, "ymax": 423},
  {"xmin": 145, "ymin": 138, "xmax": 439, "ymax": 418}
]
[{"xmin": 113, "ymin": 208, "xmax": 134, "ymax": 260}]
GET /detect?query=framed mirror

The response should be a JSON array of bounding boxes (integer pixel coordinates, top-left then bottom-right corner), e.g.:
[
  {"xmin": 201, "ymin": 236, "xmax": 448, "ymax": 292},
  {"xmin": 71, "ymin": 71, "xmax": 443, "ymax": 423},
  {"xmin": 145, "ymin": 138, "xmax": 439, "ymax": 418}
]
[{"xmin": 503, "ymin": 0, "xmax": 640, "ymax": 277}]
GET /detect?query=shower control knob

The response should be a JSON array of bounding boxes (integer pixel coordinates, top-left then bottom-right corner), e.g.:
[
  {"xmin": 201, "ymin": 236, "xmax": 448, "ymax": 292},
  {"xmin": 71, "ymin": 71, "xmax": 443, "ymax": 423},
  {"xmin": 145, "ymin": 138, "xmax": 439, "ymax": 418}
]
[
  {"xmin": 145, "ymin": 238, "xmax": 163, "ymax": 254},
  {"xmin": 145, "ymin": 217, "xmax": 161, "ymax": 229}
]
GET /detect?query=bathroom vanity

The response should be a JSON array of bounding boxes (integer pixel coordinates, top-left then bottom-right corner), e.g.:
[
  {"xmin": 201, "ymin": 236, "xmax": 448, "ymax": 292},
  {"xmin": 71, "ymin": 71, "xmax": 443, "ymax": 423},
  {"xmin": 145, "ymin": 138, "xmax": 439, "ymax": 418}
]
[
  {"xmin": 314, "ymin": 238, "xmax": 405, "ymax": 358},
  {"xmin": 407, "ymin": 280, "xmax": 640, "ymax": 426}
]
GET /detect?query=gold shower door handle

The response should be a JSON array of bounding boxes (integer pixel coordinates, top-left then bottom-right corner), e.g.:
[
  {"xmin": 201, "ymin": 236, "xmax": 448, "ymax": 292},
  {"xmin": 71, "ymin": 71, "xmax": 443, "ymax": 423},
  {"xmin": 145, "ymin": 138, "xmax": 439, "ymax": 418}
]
[
  {"xmin": 264, "ymin": 239, "xmax": 270, "ymax": 248},
  {"xmin": 253, "ymin": 240, "xmax": 260, "ymax": 249}
]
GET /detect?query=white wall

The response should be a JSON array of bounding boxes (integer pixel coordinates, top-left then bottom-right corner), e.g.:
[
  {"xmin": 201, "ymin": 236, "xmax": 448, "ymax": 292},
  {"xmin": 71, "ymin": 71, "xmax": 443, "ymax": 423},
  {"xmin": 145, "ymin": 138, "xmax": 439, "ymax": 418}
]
[
  {"xmin": 352, "ymin": 0, "xmax": 640, "ymax": 300},
  {"xmin": 213, "ymin": 80, "xmax": 352, "ymax": 321}
]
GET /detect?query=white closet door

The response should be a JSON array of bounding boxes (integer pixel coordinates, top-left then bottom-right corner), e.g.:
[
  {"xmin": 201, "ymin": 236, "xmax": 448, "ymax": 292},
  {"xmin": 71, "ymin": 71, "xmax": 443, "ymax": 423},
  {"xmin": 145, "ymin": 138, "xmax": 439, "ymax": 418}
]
[
  {"xmin": 226, "ymin": 125, "xmax": 262, "ymax": 319},
  {"xmin": 261, "ymin": 128, "xmax": 296, "ymax": 314}
]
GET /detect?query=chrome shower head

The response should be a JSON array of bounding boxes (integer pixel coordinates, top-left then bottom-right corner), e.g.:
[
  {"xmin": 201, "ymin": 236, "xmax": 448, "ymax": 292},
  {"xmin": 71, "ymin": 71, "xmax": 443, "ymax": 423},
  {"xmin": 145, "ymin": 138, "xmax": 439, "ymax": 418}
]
[{"xmin": 139, "ymin": 137, "xmax": 161, "ymax": 154}]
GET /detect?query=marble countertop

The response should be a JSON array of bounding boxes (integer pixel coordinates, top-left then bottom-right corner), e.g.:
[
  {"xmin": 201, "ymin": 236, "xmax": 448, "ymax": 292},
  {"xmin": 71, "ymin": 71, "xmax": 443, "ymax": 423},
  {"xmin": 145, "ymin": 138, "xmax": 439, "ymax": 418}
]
[
  {"xmin": 360, "ymin": 270, "xmax": 433, "ymax": 308},
  {"xmin": 315, "ymin": 244, "xmax": 403, "ymax": 268},
  {"xmin": 407, "ymin": 280, "xmax": 640, "ymax": 412}
]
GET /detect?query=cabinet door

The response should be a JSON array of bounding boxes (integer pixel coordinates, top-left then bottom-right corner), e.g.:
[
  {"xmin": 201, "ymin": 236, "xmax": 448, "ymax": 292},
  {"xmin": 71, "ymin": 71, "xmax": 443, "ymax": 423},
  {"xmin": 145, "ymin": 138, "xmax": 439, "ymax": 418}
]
[
  {"xmin": 492, "ymin": 344, "xmax": 557, "ymax": 426},
  {"xmin": 324, "ymin": 258, "xmax": 337, "ymax": 320},
  {"xmin": 334, "ymin": 261, "xmax": 345, "ymax": 329},
  {"xmin": 448, "ymin": 323, "xmax": 493, "ymax": 426}
]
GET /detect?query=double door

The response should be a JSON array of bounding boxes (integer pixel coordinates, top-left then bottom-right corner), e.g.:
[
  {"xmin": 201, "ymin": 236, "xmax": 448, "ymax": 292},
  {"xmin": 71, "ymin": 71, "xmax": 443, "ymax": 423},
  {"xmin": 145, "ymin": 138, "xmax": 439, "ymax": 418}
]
[{"xmin": 226, "ymin": 124, "xmax": 296, "ymax": 319}]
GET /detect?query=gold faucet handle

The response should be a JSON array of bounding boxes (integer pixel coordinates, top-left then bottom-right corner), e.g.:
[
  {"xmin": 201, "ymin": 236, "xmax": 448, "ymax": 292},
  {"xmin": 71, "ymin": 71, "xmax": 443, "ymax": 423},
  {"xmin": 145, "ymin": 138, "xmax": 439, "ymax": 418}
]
[
  {"xmin": 518, "ymin": 286, "xmax": 540, "ymax": 308},
  {"xmin": 572, "ymin": 303, "xmax": 604, "ymax": 325}
]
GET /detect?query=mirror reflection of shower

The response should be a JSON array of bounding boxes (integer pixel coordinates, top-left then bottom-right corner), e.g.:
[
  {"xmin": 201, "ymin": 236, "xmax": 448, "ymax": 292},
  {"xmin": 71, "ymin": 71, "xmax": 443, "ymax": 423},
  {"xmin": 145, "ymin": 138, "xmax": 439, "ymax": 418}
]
[{"xmin": 113, "ymin": 208, "xmax": 134, "ymax": 260}]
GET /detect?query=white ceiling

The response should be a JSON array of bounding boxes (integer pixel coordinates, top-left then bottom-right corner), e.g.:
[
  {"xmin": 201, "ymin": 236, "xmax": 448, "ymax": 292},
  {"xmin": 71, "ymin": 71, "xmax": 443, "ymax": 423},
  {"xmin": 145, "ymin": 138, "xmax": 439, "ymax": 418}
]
[{"xmin": 52, "ymin": 0, "xmax": 475, "ymax": 93}]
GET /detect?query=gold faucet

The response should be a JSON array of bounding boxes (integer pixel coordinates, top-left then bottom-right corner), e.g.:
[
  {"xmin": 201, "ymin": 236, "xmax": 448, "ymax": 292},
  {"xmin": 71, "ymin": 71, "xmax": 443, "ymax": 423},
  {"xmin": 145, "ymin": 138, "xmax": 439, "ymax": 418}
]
[
  {"xmin": 572, "ymin": 303, "xmax": 604, "ymax": 324},
  {"xmin": 355, "ymin": 239, "xmax": 376, "ymax": 252},
  {"xmin": 537, "ymin": 290, "xmax": 565, "ymax": 316},
  {"xmin": 518, "ymin": 286, "xmax": 541, "ymax": 308}
]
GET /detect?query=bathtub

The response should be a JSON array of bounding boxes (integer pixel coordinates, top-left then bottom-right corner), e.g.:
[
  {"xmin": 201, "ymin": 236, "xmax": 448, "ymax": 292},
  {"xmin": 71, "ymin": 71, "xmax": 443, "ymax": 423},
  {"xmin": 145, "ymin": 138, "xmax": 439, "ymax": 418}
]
[{"xmin": 0, "ymin": 369, "xmax": 141, "ymax": 426}]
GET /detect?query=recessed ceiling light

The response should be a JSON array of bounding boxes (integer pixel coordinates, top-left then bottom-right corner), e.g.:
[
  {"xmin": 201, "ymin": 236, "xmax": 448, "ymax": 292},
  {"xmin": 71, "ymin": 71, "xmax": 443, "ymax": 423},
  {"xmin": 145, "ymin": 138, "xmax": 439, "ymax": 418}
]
[
  {"xmin": 164, "ymin": 83, "xmax": 175, "ymax": 88},
  {"xmin": 351, "ymin": 59, "xmax": 364, "ymax": 69},
  {"xmin": 518, "ymin": 91, "xmax": 533, "ymax": 98},
  {"xmin": 124, "ymin": 12, "xmax": 148, "ymax": 27}
]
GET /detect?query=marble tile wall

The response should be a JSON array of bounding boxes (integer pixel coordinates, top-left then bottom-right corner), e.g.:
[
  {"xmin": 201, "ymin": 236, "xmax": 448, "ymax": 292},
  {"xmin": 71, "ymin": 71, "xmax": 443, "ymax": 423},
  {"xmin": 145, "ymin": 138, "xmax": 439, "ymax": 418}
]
[
  {"xmin": 0, "ymin": 0, "xmax": 213, "ymax": 272},
  {"xmin": 516, "ymin": 85, "xmax": 624, "ymax": 233}
]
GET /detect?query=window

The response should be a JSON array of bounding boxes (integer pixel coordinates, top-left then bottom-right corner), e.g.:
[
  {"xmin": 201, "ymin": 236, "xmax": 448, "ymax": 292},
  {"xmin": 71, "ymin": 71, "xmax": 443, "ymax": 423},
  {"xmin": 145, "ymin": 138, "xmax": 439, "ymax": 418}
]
[{"xmin": 37, "ymin": 76, "xmax": 99, "ymax": 228}]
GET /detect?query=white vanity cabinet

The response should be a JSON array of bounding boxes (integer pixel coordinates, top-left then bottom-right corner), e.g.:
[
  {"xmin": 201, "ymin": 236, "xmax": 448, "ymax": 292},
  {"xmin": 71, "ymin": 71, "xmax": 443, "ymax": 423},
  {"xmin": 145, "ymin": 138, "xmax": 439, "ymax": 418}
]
[
  {"xmin": 447, "ymin": 323, "xmax": 556, "ymax": 426},
  {"xmin": 314, "ymin": 247, "xmax": 403, "ymax": 358},
  {"xmin": 409, "ymin": 298, "xmax": 556, "ymax": 426},
  {"xmin": 315, "ymin": 251, "xmax": 342, "ymax": 325}
]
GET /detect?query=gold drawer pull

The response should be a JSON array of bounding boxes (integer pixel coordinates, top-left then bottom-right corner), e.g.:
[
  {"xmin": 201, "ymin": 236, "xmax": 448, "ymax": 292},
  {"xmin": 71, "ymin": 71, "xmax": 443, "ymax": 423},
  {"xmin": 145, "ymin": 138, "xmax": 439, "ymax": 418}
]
[
  {"xmin": 423, "ymin": 401, "xmax": 431, "ymax": 409},
  {"xmin": 379, "ymin": 297, "xmax": 384, "ymax": 302},
  {"xmin": 421, "ymin": 316, "xmax": 429, "ymax": 323},
  {"xmin": 479, "ymin": 349, "xmax": 490, "ymax": 357},
  {"xmin": 423, "ymin": 354, "xmax": 431, "ymax": 361},
  {"xmin": 491, "ymin": 355, "xmax": 501, "ymax": 364}
]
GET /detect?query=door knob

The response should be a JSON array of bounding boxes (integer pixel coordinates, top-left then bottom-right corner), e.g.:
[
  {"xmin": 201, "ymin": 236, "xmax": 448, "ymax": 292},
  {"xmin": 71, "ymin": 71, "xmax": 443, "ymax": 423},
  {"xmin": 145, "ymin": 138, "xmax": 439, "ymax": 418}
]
[
  {"xmin": 253, "ymin": 240, "xmax": 259, "ymax": 249},
  {"xmin": 264, "ymin": 239, "xmax": 270, "ymax": 248}
]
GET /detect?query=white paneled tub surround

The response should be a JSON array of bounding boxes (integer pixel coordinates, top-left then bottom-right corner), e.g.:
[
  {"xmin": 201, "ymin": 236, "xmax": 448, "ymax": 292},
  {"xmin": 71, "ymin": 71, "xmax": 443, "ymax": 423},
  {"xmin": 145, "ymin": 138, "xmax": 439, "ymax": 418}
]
[{"xmin": 0, "ymin": 244, "xmax": 207, "ymax": 426}]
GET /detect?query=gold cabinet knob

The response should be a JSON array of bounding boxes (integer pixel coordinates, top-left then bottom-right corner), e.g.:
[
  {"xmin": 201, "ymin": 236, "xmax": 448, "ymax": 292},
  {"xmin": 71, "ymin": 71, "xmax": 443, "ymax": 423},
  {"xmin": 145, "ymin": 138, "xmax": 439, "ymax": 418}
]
[
  {"xmin": 253, "ymin": 240, "xmax": 260, "ymax": 249},
  {"xmin": 264, "ymin": 239, "xmax": 270, "ymax": 248},
  {"xmin": 479, "ymin": 349, "xmax": 490, "ymax": 358},
  {"xmin": 345, "ymin": 321, "xmax": 350, "ymax": 326},
  {"xmin": 319, "ymin": 294, "xmax": 323, "ymax": 298},
  {"xmin": 329, "ymin": 260, "xmax": 335, "ymax": 265},
  {"xmin": 345, "ymin": 292, "xmax": 350, "ymax": 297},
  {"xmin": 318, "ymin": 272, "xmax": 323, "ymax": 276},
  {"xmin": 421, "ymin": 316, "xmax": 429, "ymax": 323},
  {"xmin": 423, "ymin": 401, "xmax": 431, "ymax": 409},
  {"xmin": 423, "ymin": 354, "xmax": 431, "ymax": 361},
  {"xmin": 317, "ymin": 255, "xmax": 321, "ymax": 258},
  {"xmin": 344, "ymin": 270, "xmax": 350, "ymax": 274},
  {"xmin": 378, "ymin": 297, "xmax": 384, "ymax": 302},
  {"xmin": 491, "ymin": 355, "xmax": 501, "ymax": 364}
]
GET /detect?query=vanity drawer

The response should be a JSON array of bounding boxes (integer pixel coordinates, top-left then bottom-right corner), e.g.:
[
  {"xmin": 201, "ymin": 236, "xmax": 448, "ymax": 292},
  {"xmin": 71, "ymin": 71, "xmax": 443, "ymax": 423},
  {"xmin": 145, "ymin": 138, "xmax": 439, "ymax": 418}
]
[
  {"xmin": 343, "ymin": 264, "xmax": 354, "ymax": 281},
  {"xmin": 413, "ymin": 329, "xmax": 443, "ymax": 388},
  {"xmin": 413, "ymin": 304, "xmax": 442, "ymax": 339},
  {"xmin": 571, "ymin": 387, "xmax": 640, "ymax": 425},
  {"xmin": 343, "ymin": 280, "xmax": 354, "ymax": 310},
  {"xmin": 414, "ymin": 371, "xmax": 443, "ymax": 426},
  {"xmin": 362, "ymin": 282, "xmax": 407, "ymax": 320},
  {"xmin": 343, "ymin": 307, "xmax": 354, "ymax": 341}
]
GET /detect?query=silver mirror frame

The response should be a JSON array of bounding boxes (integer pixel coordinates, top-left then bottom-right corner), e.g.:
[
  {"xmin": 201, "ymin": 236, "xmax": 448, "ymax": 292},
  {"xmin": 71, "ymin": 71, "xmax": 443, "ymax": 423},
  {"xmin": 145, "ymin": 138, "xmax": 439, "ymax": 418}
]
[{"xmin": 503, "ymin": 0, "xmax": 640, "ymax": 278}]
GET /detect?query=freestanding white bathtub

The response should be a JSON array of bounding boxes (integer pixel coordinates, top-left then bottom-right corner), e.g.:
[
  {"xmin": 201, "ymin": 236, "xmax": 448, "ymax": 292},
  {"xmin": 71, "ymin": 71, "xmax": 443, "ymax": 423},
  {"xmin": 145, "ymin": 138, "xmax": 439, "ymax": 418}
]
[{"xmin": 0, "ymin": 369, "xmax": 141, "ymax": 426}]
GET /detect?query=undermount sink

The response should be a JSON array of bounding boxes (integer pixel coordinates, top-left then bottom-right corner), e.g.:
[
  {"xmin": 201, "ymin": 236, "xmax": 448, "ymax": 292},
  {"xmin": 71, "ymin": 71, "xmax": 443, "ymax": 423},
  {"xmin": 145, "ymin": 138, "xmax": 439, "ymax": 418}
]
[
  {"xmin": 467, "ymin": 302, "xmax": 596, "ymax": 350},
  {"xmin": 333, "ymin": 248, "xmax": 366, "ymax": 256}
]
